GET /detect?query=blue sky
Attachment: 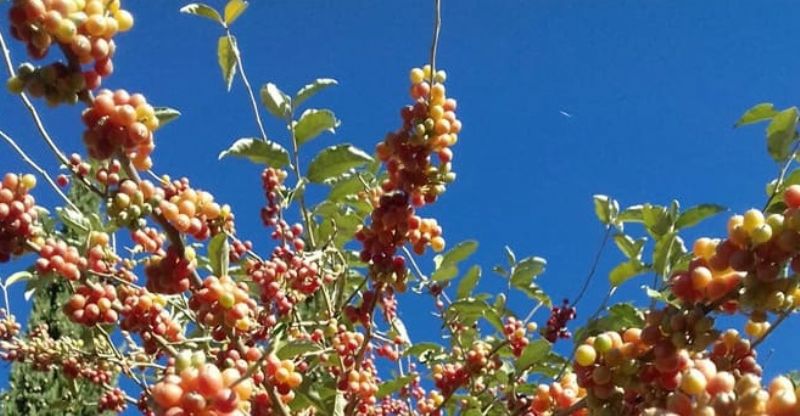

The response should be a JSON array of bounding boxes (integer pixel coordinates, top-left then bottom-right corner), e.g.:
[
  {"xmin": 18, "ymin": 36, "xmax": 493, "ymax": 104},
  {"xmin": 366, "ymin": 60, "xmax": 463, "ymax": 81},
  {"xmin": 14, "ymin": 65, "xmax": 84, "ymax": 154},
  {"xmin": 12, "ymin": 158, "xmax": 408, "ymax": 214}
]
[{"xmin": 1, "ymin": 0, "xmax": 800, "ymax": 408}]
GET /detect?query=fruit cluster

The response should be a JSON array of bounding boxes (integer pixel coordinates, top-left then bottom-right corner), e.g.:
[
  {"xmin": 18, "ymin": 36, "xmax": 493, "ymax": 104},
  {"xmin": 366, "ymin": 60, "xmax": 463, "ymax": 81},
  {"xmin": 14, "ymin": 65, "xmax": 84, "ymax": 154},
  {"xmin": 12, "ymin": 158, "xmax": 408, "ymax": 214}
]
[
  {"xmin": 152, "ymin": 360, "xmax": 253, "ymax": 416},
  {"xmin": 263, "ymin": 353, "xmax": 303, "ymax": 404},
  {"xmin": 144, "ymin": 245, "xmax": 196, "ymax": 294},
  {"xmin": 118, "ymin": 287, "xmax": 182, "ymax": 355},
  {"xmin": 7, "ymin": 0, "xmax": 133, "ymax": 91},
  {"xmin": 98, "ymin": 387, "xmax": 127, "ymax": 414},
  {"xmin": 34, "ymin": 237, "xmax": 85, "ymax": 280},
  {"xmin": 0, "ymin": 173, "xmax": 39, "ymax": 263},
  {"xmin": 81, "ymin": 89, "xmax": 158, "ymax": 170},
  {"xmin": 64, "ymin": 282, "xmax": 120, "ymax": 325},
  {"xmin": 376, "ymin": 65, "xmax": 460, "ymax": 204},
  {"xmin": 672, "ymin": 186, "xmax": 800, "ymax": 319},
  {"xmin": 0, "ymin": 309, "xmax": 21, "ymax": 341},
  {"xmin": 543, "ymin": 299, "xmax": 577, "ymax": 343},
  {"xmin": 189, "ymin": 275, "xmax": 257, "ymax": 339},
  {"xmin": 246, "ymin": 244, "xmax": 321, "ymax": 320},
  {"xmin": 260, "ymin": 167, "xmax": 287, "ymax": 229},
  {"xmin": 6, "ymin": 61, "xmax": 86, "ymax": 106},
  {"xmin": 525, "ymin": 373, "xmax": 587, "ymax": 416},
  {"xmin": 160, "ymin": 176, "xmax": 231, "ymax": 240},
  {"xmin": 108, "ymin": 179, "xmax": 162, "ymax": 228},
  {"xmin": 503, "ymin": 316, "xmax": 537, "ymax": 357},
  {"xmin": 131, "ymin": 226, "xmax": 164, "ymax": 254}
]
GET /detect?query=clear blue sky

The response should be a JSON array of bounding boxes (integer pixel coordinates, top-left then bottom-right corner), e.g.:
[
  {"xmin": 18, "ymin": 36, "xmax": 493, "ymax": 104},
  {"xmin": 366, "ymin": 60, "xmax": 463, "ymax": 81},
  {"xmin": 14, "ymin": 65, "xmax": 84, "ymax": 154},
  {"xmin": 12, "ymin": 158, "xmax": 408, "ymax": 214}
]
[{"xmin": 1, "ymin": 0, "xmax": 799, "ymax": 408}]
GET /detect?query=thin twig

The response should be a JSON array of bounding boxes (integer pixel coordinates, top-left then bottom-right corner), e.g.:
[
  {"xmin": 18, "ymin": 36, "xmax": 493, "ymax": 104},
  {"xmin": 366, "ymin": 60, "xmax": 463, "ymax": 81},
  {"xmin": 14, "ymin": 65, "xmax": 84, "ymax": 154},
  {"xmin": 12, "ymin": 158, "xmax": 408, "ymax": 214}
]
[
  {"xmin": 752, "ymin": 310, "xmax": 792, "ymax": 350},
  {"xmin": 571, "ymin": 226, "xmax": 611, "ymax": 307},
  {"xmin": 429, "ymin": 0, "xmax": 442, "ymax": 81},
  {"xmin": 225, "ymin": 30, "xmax": 269, "ymax": 142},
  {"xmin": 0, "ymin": 129, "xmax": 78, "ymax": 211}
]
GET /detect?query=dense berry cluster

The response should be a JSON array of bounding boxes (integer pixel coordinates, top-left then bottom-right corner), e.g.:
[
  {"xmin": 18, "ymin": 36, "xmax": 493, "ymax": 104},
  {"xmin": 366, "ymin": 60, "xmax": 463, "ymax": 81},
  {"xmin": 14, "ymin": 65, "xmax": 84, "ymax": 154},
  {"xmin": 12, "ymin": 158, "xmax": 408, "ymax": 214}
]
[
  {"xmin": 64, "ymin": 282, "xmax": 120, "ymax": 325},
  {"xmin": 524, "ymin": 373, "xmax": 587, "ymax": 416},
  {"xmin": 0, "ymin": 173, "xmax": 39, "ymax": 262},
  {"xmin": 152, "ymin": 359, "xmax": 253, "ymax": 416},
  {"xmin": 118, "ymin": 287, "xmax": 182, "ymax": 355},
  {"xmin": 7, "ymin": 0, "xmax": 133, "ymax": 92},
  {"xmin": 160, "ymin": 176, "xmax": 231, "ymax": 240},
  {"xmin": 543, "ymin": 299, "xmax": 577, "ymax": 343},
  {"xmin": 98, "ymin": 387, "xmax": 127, "ymax": 414},
  {"xmin": 0, "ymin": 309, "xmax": 21, "ymax": 340},
  {"xmin": 263, "ymin": 353, "xmax": 303, "ymax": 404},
  {"xmin": 108, "ymin": 179, "xmax": 162, "ymax": 228},
  {"xmin": 144, "ymin": 245, "xmax": 196, "ymax": 294},
  {"xmin": 189, "ymin": 275, "xmax": 257, "ymax": 339},
  {"xmin": 6, "ymin": 61, "xmax": 86, "ymax": 105},
  {"xmin": 504, "ymin": 316, "xmax": 537, "ymax": 357},
  {"xmin": 81, "ymin": 89, "xmax": 158, "ymax": 170}
]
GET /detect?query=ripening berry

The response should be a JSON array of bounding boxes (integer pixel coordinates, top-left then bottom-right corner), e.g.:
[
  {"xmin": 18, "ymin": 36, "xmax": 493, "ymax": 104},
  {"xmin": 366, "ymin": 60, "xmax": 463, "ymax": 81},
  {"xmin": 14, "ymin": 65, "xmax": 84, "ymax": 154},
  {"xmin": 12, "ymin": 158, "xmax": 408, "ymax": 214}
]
[
  {"xmin": 114, "ymin": 10, "xmax": 134, "ymax": 32},
  {"xmin": 681, "ymin": 369, "xmax": 707, "ymax": 395},
  {"xmin": 751, "ymin": 224, "xmax": 773, "ymax": 244},
  {"xmin": 6, "ymin": 77, "xmax": 24, "ymax": 94},
  {"xmin": 410, "ymin": 68, "xmax": 425, "ymax": 84},
  {"xmin": 20, "ymin": 174, "xmax": 36, "ymax": 190},
  {"xmin": 430, "ymin": 236, "xmax": 445, "ymax": 252},
  {"xmin": 593, "ymin": 334, "xmax": 613, "ymax": 354},
  {"xmin": 575, "ymin": 345, "xmax": 597, "ymax": 367},
  {"xmin": 742, "ymin": 209, "xmax": 765, "ymax": 234},
  {"xmin": 785, "ymin": 185, "xmax": 800, "ymax": 208}
]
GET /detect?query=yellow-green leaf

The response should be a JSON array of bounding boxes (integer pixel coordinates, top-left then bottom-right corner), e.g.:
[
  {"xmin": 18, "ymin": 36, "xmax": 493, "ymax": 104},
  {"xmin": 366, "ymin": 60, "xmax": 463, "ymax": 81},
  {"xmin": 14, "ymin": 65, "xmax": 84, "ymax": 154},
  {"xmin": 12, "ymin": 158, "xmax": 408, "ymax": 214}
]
[
  {"xmin": 224, "ymin": 0, "xmax": 248, "ymax": 25},
  {"xmin": 180, "ymin": 3, "xmax": 223, "ymax": 24},
  {"xmin": 218, "ymin": 36, "xmax": 237, "ymax": 91}
]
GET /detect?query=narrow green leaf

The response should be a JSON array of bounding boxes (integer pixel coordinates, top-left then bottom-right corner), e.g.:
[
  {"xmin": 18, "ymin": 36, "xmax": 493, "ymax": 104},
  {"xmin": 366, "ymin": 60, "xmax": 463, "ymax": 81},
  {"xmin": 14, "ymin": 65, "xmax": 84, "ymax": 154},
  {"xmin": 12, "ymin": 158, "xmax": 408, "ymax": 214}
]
[
  {"xmin": 609, "ymin": 261, "xmax": 645, "ymax": 286},
  {"xmin": 674, "ymin": 204, "xmax": 726, "ymax": 229},
  {"xmin": 642, "ymin": 204, "xmax": 671, "ymax": 237},
  {"xmin": 403, "ymin": 342, "xmax": 443, "ymax": 358},
  {"xmin": 207, "ymin": 233, "xmax": 228, "ymax": 276},
  {"xmin": 55, "ymin": 207, "xmax": 90, "ymax": 233},
  {"xmin": 153, "ymin": 107, "xmax": 181, "ymax": 128},
  {"xmin": 736, "ymin": 103, "xmax": 778, "ymax": 127},
  {"xmin": 307, "ymin": 144, "xmax": 374, "ymax": 183},
  {"xmin": 503, "ymin": 246, "xmax": 516, "ymax": 266},
  {"xmin": 261, "ymin": 83, "xmax": 291, "ymax": 120},
  {"xmin": 294, "ymin": 109, "xmax": 340, "ymax": 146},
  {"xmin": 295, "ymin": 78, "xmax": 338, "ymax": 108},
  {"xmin": 653, "ymin": 232, "xmax": 685, "ymax": 277},
  {"xmin": 223, "ymin": 0, "xmax": 248, "ymax": 25},
  {"xmin": 618, "ymin": 205, "xmax": 644, "ymax": 223},
  {"xmin": 332, "ymin": 392, "xmax": 346, "ymax": 416},
  {"xmin": 4, "ymin": 271, "xmax": 32, "ymax": 287},
  {"xmin": 515, "ymin": 340, "xmax": 551, "ymax": 372},
  {"xmin": 180, "ymin": 3, "xmax": 223, "ymax": 24},
  {"xmin": 431, "ymin": 266, "xmax": 458, "ymax": 282},
  {"xmin": 217, "ymin": 36, "xmax": 237, "ymax": 91},
  {"xmin": 327, "ymin": 173, "xmax": 370, "ymax": 201},
  {"xmin": 766, "ymin": 107, "xmax": 799, "ymax": 162},
  {"xmin": 456, "ymin": 265, "xmax": 481, "ymax": 299},
  {"xmin": 218, "ymin": 138, "xmax": 290, "ymax": 167}
]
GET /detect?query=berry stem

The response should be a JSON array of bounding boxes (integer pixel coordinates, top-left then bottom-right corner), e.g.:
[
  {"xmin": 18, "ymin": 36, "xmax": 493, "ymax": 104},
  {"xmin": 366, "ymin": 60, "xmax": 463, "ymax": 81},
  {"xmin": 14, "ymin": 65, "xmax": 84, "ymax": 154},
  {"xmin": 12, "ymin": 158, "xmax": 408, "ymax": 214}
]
[
  {"xmin": 571, "ymin": 225, "xmax": 611, "ymax": 308},
  {"xmin": 224, "ymin": 29, "xmax": 269, "ymax": 143},
  {"xmin": 0, "ymin": 128, "xmax": 78, "ymax": 211}
]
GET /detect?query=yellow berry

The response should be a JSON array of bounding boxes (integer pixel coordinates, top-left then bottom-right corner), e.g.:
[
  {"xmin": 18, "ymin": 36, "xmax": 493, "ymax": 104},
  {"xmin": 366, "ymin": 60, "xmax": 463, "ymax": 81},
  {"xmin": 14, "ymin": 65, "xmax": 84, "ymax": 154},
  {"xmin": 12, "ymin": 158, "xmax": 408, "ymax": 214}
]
[
  {"xmin": 114, "ymin": 10, "xmax": 134, "ymax": 32},
  {"xmin": 575, "ymin": 345, "xmax": 597, "ymax": 367},
  {"xmin": 742, "ymin": 209, "xmax": 765, "ymax": 234},
  {"xmin": 409, "ymin": 68, "xmax": 425, "ymax": 84},
  {"xmin": 20, "ymin": 174, "xmax": 37, "ymax": 190}
]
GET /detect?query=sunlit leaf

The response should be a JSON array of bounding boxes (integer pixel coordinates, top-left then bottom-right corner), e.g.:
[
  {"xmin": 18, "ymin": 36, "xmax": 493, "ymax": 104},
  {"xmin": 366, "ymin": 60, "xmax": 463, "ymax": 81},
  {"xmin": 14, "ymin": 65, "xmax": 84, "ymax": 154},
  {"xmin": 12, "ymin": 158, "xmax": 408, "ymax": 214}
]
[
  {"xmin": 515, "ymin": 340, "xmax": 551, "ymax": 372},
  {"xmin": 609, "ymin": 260, "xmax": 646, "ymax": 286},
  {"xmin": 766, "ymin": 107, "xmax": 799, "ymax": 162},
  {"xmin": 307, "ymin": 144, "xmax": 373, "ymax": 183},
  {"xmin": 218, "ymin": 36, "xmax": 237, "ymax": 91},
  {"xmin": 153, "ymin": 107, "xmax": 181, "ymax": 128},
  {"xmin": 295, "ymin": 78, "xmax": 338, "ymax": 108},
  {"xmin": 294, "ymin": 109, "xmax": 340, "ymax": 145},
  {"xmin": 223, "ymin": 0, "xmax": 248, "ymax": 25},
  {"xmin": 736, "ymin": 102, "xmax": 778, "ymax": 127},
  {"xmin": 456, "ymin": 265, "xmax": 481, "ymax": 299},
  {"xmin": 218, "ymin": 138, "xmax": 290, "ymax": 167},
  {"xmin": 261, "ymin": 83, "xmax": 292, "ymax": 120},
  {"xmin": 180, "ymin": 3, "xmax": 223, "ymax": 24}
]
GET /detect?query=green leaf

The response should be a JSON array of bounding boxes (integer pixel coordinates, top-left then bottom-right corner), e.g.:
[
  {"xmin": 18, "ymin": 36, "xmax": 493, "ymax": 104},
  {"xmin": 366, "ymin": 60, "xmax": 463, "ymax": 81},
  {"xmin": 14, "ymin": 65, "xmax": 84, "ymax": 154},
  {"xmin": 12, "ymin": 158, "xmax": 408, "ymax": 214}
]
[
  {"xmin": 327, "ymin": 173, "xmax": 370, "ymax": 201},
  {"xmin": 593, "ymin": 195, "xmax": 619, "ymax": 225},
  {"xmin": 675, "ymin": 204, "xmax": 726, "ymax": 229},
  {"xmin": 609, "ymin": 260, "xmax": 646, "ymax": 286},
  {"xmin": 403, "ymin": 342, "xmax": 443, "ymax": 358},
  {"xmin": 179, "ymin": 3, "xmax": 223, "ymax": 24},
  {"xmin": 294, "ymin": 109, "xmax": 340, "ymax": 146},
  {"xmin": 766, "ymin": 107, "xmax": 799, "ymax": 162},
  {"xmin": 332, "ymin": 392, "xmax": 346, "ymax": 416},
  {"xmin": 614, "ymin": 234, "xmax": 646, "ymax": 260},
  {"xmin": 736, "ymin": 103, "xmax": 778, "ymax": 127},
  {"xmin": 575, "ymin": 303, "xmax": 644, "ymax": 342},
  {"xmin": 153, "ymin": 107, "xmax": 181, "ymax": 128},
  {"xmin": 218, "ymin": 138, "xmax": 290, "ymax": 167},
  {"xmin": 503, "ymin": 246, "xmax": 516, "ymax": 266},
  {"xmin": 307, "ymin": 144, "xmax": 374, "ymax": 183},
  {"xmin": 510, "ymin": 256, "xmax": 546, "ymax": 288},
  {"xmin": 618, "ymin": 205, "xmax": 644, "ymax": 223},
  {"xmin": 516, "ymin": 284, "xmax": 552, "ymax": 307},
  {"xmin": 217, "ymin": 36, "xmax": 237, "ymax": 91},
  {"xmin": 261, "ymin": 83, "xmax": 292, "ymax": 120},
  {"xmin": 207, "ymin": 233, "xmax": 229, "ymax": 276},
  {"xmin": 223, "ymin": 0, "xmax": 248, "ymax": 25},
  {"xmin": 448, "ymin": 299, "xmax": 490, "ymax": 322},
  {"xmin": 653, "ymin": 232, "xmax": 685, "ymax": 277},
  {"xmin": 376, "ymin": 376, "xmax": 413, "ymax": 399},
  {"xmin": 515, "ymin": 340, "xmax": 551, "ymax": 372},
  {"xmin": 456, "ymin": 265, "xmax": 481, "ymax": 299},
  {"xmin": 295, "ymin": 78, "xmax": 338, "ymax": 108},
  {"xmin": 642, "ymin": 204, "xmax": 671, "ymax": 237},
  {"xmin": 55, "ymin": 207, "xmax": 90, "ymax": 233},
  {"xmin": 433, "ymin": 240, "xmax": 478, "ymax": 282},
  {"xmin": 276, "ymin": 341, "xmax": 323, "ymax": 360},
  {"xmin": 4, "ymin": 271, "xmax": 32, "ymax": 287}
]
